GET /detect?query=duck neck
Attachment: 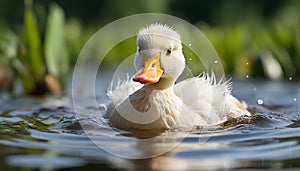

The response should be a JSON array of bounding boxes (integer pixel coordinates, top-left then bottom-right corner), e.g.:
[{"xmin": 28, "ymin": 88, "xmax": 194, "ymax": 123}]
[{"xmin": 144, "ymin": 77, "xmax": 175, "ymax": 90}]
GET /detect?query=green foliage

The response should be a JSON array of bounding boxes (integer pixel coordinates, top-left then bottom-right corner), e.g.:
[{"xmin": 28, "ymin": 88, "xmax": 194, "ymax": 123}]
[
  {"xmin": 101, "ymin": 37, "xmax": 137, "ymax": 67},
  {"xmin": 44, "ymin": 3, "xmax": 69, "ymax": 88},
  {"xmin": 1, "ymin": 0, "xmax": 300, "ymax": 95},
  {"xmin": 65, "ymin": 19, "xmax": 86, "ymax": 64},
  {"xmin": 200, "ymin": 4, "xmax": 300, "ymax": 80},
  {"xmin": 0, "ymin": 30, "xmax": 36, "ymax": 92},
  {"xmin": 24, "ymin": 0, "xmax": 45, "ymax": 82},
  {"xmin": 0, "ymin": 0, "xmax": 70, "ymax": 95}
]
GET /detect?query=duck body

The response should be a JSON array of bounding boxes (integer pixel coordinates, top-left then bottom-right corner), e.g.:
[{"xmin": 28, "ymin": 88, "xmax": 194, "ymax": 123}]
[
  {"xmin": 108, "ymin": 75, "xmax": 249, "ymax": 132},
  {"xmin": 108, "ymin": 24, "xmax": 250, "ymax": 132}
]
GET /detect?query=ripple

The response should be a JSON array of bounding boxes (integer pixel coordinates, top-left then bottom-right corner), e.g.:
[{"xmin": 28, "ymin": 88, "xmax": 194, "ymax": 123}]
[
  {"xmin": 176, "ymin": 141, "xmax": 300, "ymax": 161},
  {"xmin": 1, "ymin": 80, "xmax": 300, "ymax": 170},
  {"xmin": 7, "ymin": 155, "xmax": 86, "ymax": 169}
]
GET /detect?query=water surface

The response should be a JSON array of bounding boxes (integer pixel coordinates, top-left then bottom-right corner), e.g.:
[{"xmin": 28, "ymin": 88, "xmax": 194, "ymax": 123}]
[{"xmin": 0, "ymin": 79, "xmax": 300, "ymax": 170}]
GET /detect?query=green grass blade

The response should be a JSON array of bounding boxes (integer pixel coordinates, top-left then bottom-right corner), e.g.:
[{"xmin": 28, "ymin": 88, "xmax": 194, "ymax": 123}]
[
  {"xmin": 24, "ymin": 0, "xmax": 45, "ymax": 82},
  {"xmin": 44, "ymin": 3, "xmax": 69, "ymax": 88}
]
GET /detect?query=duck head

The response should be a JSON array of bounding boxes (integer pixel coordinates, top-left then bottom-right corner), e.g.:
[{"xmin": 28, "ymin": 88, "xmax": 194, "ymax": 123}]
[{"xmin": 133, "ymin": 24, "xmax": 185, "ymax": 89}]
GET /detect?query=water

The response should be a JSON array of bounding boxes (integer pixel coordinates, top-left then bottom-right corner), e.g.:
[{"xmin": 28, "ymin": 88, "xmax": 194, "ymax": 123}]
[{"xmin": 0, "ymin": 79, "xmax": 300, "ymax": 170}]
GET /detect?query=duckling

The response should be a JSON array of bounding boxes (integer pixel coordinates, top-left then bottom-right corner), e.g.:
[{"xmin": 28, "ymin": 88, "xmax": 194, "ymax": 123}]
[{"xmin": 108, "ymin": 23, "xmax": 250, "ymax": 132}]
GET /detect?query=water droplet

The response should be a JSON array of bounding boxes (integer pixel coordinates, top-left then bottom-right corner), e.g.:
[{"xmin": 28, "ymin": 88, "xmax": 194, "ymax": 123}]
[
  {"xmin": 289, "ymin": 77, "xmax": 293, "ymax": 81},
  {"xmin": 294, "ymin": 98, "xmax": 297, "ymax": 102},
  {"xmin": 246, "ymin": 62, "xmax": 249, "ymax": 65},
  {"xmin": 189, "ymin": 58, "xmax": 192, "ymax": 61},
  {"xmin": 214, "ymin": 60, "xmax": 219, "ymax": 64},
  {"xmin": 246, "ymin": 75, "xmax": 250, "ymax": 79},
  {"xmin": 188, "ymin": 43, "xmax": 192, "ymax": 46},
  {"xmin": 257, "ymin": 99, "xmax": 264, "ymax": 105}
]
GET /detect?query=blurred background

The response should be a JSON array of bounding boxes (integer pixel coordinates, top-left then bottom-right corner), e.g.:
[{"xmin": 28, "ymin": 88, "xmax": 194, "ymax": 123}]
[{"xmin": 0, "ymin": 0, "xmax": 299, "ymax": 95}]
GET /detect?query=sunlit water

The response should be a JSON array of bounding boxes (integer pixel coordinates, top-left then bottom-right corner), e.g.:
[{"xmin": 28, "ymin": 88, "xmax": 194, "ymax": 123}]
[{"xmin": 0, "ymin": 78, "xmax": 300, "ymax": 170}]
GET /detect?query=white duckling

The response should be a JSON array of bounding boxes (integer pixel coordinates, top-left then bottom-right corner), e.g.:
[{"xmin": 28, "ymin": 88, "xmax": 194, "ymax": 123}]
[{"xmin": 108, "ymin": 23, "xmax": 250, "ymax": 132}]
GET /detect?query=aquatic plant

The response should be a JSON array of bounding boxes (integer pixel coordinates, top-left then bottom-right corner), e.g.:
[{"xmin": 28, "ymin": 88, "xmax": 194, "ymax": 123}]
[{"xmin": 0, "ymin": 0, "xmax": 69, "ymax": 95}]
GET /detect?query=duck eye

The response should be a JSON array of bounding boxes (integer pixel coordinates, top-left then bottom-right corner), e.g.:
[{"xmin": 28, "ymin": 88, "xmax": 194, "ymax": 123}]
[
  {"xmin": 166, "ymin": 49, "xmax": 171, "ymax": 56},
  {"xmin": 138, "ymin": 47, "xmax": 141, "ymax": 53}
]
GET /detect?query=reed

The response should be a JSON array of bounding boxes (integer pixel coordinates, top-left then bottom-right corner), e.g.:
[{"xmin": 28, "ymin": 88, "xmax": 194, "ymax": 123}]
[{"xmin": 0, "ymin": 0, "xmax": 69, "ymax": 95}]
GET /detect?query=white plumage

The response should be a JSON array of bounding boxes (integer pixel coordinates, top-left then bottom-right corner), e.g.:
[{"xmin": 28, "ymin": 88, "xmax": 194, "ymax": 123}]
[{"xmin": 107, "ymin": 23, "xmax": 250, "ymax": 132}]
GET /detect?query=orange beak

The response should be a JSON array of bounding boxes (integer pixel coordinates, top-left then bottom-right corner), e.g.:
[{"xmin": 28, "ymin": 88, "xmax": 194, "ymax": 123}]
[{"xmin": 133, "ymin": 54, "xmax": 163, "ymax": 84}]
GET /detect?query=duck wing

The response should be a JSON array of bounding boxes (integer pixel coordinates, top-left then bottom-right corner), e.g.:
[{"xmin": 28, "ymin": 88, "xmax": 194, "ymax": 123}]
[{"xmin": 174, "ymin": 74, "xmax": 249, "ymax": 124}]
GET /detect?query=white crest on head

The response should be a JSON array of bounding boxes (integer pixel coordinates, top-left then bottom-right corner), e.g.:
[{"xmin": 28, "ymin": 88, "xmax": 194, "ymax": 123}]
[{"xmin": 138, "ymin": 23, "xmax": 181, "ymax": 43}]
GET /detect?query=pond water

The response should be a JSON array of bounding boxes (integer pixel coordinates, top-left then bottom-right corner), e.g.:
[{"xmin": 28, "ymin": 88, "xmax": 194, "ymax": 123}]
[{"xmin": 0, "ymin": 77, "xmax": 300, "ymax": 170}]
